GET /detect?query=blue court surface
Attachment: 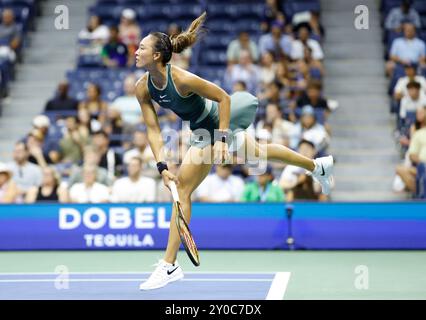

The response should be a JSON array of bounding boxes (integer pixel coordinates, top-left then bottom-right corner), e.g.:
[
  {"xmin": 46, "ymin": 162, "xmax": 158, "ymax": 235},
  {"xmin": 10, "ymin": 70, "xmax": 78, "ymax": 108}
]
[{"xmin": 0, "ymin": 272, "xmax": 291, "ymax": 300}]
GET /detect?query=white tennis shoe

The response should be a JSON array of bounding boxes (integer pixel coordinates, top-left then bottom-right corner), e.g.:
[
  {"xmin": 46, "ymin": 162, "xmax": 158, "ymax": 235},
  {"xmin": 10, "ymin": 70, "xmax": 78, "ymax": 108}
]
[
  {"xmin": 311, "ymin": 155, "xmax": 334, "ymax": 195},
  {"xmin": 139, "ymin": 259, "xmax": 184, "ymax": 290}
]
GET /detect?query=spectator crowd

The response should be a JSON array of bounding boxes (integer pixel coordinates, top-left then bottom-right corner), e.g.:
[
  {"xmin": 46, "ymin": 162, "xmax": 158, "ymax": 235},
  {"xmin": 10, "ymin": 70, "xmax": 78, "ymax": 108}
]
[{"xmin": 0, "ymin": 0, "xmax": 336, "ymax": 204}]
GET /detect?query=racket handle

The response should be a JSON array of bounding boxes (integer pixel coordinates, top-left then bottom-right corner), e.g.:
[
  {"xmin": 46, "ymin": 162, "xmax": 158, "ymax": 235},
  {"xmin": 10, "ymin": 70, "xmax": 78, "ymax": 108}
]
[{"xmin": 169, "ymin": 181, "xmax": 180, "ymax": 202}]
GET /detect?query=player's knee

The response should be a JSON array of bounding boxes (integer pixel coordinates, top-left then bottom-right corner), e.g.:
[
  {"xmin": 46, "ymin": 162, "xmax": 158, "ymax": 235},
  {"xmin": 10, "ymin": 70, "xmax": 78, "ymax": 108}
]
[{"xmin": 177, "ymin": 184, "xmax": 192, "ymax": 200}]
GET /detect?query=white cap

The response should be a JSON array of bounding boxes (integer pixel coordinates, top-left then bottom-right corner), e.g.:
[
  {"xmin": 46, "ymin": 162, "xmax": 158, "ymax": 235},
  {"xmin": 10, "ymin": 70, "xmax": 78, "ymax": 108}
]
[
  {"xmin": 0, "ymin": 162, "xmax": 12, "ymax": 176},
  {"xmin": 32, "ymin": 115, "xmax": 50, "ymax": 128},
  {"xmin": 122, "ymin": 8, "xmax": 136, "ymax": 20}
]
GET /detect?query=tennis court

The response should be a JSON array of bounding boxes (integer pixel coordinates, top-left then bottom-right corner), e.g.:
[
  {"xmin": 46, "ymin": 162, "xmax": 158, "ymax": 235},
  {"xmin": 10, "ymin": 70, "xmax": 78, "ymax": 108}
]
[{"xmin": 1, "ymin": 250, "xmax": 425, "ymax": 300}]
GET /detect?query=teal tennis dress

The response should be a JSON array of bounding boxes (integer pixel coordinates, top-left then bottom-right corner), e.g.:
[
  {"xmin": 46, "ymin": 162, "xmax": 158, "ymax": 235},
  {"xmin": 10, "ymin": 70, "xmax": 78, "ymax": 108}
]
[{"xmin": 147, "ymin": 63, "xmax": 258, "ymax": 151}]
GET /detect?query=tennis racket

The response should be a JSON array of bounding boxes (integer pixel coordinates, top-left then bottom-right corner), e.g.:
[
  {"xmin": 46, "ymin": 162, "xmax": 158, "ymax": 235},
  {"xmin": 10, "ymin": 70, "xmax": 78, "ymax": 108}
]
[{"xmin": 169, "ymin": 181, "xmax": 200, "ymax": 267}]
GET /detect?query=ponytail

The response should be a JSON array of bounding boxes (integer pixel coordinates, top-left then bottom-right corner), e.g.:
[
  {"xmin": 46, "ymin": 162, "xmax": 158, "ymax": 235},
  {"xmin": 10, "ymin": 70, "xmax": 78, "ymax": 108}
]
[
  {"xmin": 170, "ymin": 11, "xmax": 207, "ymax": 53},
  {"xmin": 150, "ymin": 11, "xmax": 207, "ymax": 65}
]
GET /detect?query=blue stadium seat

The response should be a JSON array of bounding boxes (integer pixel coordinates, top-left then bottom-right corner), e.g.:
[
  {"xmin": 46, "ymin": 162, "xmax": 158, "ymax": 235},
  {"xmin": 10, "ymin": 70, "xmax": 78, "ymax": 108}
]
[
  {"xmin": 199, "ymin": 50, "xmax": 227, "ymax": 66},
  {"xmin": 207, "ymin": 19, "xmax": 237, "ymax": 34},
  {"xmin": 381, "ymin": 0, "xmax": 402, "ymax": 15},
  {"xmin": 413, "ymin": 0, "xmax": 426, "ymax": 14},
  {"xmin": 202, "ymin": 34, "xmax": 235, "ymax": 50},
  {"xmin": 165, "ymin": 4, "xmax": 203, "ymax": 20},
  {"xmin": 415, "ymin": 163, "xmax": 426, "ymax": 199}
]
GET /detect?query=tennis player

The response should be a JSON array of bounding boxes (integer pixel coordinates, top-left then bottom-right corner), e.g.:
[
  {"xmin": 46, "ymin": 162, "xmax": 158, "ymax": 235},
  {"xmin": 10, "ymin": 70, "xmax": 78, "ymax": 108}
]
[{"xmin": 136, "ymin": 12, "xmax": 333, "ymax": 290}]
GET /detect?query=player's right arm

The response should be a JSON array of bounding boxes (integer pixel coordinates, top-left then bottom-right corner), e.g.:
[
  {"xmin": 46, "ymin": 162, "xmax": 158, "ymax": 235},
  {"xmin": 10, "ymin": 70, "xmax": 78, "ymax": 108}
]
[{"xmin": 135, "ymin": 74, "xmax": 179, "ymax": 186}]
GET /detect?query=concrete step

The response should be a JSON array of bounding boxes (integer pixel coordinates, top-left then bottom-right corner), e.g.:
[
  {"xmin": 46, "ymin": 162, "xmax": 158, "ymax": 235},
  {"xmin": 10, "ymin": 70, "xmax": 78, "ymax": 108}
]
[{"xmin": 323, "ymin": 59, "xmax": 385, "ymax": 76}]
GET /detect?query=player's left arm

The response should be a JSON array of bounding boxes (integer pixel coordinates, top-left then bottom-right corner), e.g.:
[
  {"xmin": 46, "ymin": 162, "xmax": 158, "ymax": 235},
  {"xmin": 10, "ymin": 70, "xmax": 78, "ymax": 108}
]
[{"xmin": 181, "ymin": 72, "xmax": 231, "ymax": 131}]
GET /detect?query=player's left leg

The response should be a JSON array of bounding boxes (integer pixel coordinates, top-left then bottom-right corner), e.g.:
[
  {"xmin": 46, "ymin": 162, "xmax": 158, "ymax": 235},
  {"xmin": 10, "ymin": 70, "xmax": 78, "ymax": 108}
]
[{"xmin": 238, "ymin": 132, "xmax": 334, "ymax": 195}]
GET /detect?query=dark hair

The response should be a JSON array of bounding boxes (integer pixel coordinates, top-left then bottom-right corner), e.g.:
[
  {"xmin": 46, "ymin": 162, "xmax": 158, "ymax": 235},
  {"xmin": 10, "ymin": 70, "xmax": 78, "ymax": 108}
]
[
  {"xmin": 298, "ymin": 139, "xmax": 315, "ymax": 149},
  {"xmin": 407, "ymin": 81, "xmax": 421, "ymax": 90},
  {"xmin": 150, "ymin": 11, "xmax": 207, "ymax": 65},
  {"xmin": 93, "ymin": 130, "xmax": 109, "ymax": 139},
  {"xmin": 235, "ymin": 81, "xmax": 247, "ymax": 90},
  {"xmin": 307, "ymin": 80, "xmax": 322, "ymax": 91}
]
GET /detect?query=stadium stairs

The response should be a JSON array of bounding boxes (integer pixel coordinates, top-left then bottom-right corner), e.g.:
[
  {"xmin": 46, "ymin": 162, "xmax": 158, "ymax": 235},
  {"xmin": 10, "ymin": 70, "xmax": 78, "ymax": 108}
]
[
  {"xmin": 0, "ymin": 0, "xmax": 95, "ymax": 161},
  {"xmin": 321, "ymin": 0, "xmax": 405, "ymax": 200}
]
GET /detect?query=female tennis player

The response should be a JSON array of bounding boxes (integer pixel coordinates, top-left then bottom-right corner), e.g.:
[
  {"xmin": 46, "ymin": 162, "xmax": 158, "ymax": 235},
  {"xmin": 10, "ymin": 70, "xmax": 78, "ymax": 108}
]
[{"xmin": 136, "ymin": 12, "xmax": 333, "ymax": 290}]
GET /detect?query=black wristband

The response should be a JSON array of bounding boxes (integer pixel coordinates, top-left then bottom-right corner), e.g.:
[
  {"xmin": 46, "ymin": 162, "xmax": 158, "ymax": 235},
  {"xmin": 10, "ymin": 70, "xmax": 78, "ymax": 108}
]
[{"xmin": 156, "ymin": 161, "xmax": 168, "ymax": 175}]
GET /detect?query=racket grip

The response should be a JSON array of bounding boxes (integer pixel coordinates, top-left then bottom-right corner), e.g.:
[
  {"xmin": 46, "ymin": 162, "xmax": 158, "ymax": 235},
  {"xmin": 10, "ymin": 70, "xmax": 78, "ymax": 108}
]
[{"xmin": 169, "ymin": 181, "xmax": 180, "ymax": 202}]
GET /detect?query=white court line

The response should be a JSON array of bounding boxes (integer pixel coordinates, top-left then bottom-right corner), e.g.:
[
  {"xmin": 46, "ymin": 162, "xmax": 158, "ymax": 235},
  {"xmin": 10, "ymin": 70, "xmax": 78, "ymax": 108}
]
[
  {"xmin": 265, "ymin": 272, "xmax": 291, "ymax": 300},
  {"xmin": 0, "ymin": 278, "xmax": 272, "ymax": 283},
  {"xmin": 0, "ymin": 271, "xmax": 278, "ymax": 275}
]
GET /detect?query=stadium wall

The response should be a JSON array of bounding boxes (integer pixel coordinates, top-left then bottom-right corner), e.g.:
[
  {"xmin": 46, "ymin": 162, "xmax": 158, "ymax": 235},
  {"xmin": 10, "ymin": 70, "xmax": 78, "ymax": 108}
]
[{"xmin": 0, "ymin": 202, "xmax": 425, "ymax": 250}]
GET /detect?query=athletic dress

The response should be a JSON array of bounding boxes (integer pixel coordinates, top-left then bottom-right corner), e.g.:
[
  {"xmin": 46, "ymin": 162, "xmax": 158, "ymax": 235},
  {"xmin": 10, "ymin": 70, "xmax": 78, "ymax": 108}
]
[{"xmin": 147, "ymin": 63, "xmax": 258, "ymax": 151}]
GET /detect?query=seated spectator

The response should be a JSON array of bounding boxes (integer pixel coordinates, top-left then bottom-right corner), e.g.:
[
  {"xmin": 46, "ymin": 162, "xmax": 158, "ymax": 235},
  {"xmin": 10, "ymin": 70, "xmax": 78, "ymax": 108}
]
[
  {"xmin": 92, "ymin": 130, "xmax": 123, "ymax": 179},
  {"xmin": 195, "ymin": 164, "xmax": 245, "ymax": 202},
  {"xmin": 25, "ymin": 128, "xmax": 50, "ymax": 168},
  {"xmin": 59, "ymin": 116, "xmax": 90, "ymax": 165},
  {"xmin": 308, "ymin": 11, "xmax": 325, "ymax": 42},
  {"xmin": 279, "ymin": 139, "xmax": 325, "ymax": 201},
  {"xmin": 257, "ymin": 80, "xmax": 288, "ymax": 117},
  {"xmin": 400, "ymin": 81, "xmax": 426, "ymax": 119},
  {"xmin": 259, "ymin": 51, "xmax": 278, "ymax": 89},
  {"xmin": 396, "ymin": 107, "xmax": 425, "ymax": 177},
  {"xmin": 110, "ymin": 74, "xmax": 141, "ymax": 126},
  {"xmin": 0, "ymin": 163, "xmax": 18, "ymax": 203},
  {"xmin": 78, "ymin": 83, "xmax": 108, "ymax": 123},
  {"xmin": 69, "ymin": 164, "xmax": 110, "ymax": 203},
  {"xmin": 298, "ymin": 46, "xmax": 325, "ymax": 81},
  {"xmin": 123, "ymin": 130, "xmax": 157, "ymax": 178},
  {"xmin": 44, "ymin": 81, "xmax": 79, "ymax": 112},
  {"xmin": 224, "ymin": 49, "xmax": 260, "ymax": 95},
  {"xmin": 168, "ymin": 23, "xmax": 192, "ymax": 70},
  {"xmin": 386, "ymin": 22, "xmax": 426, "ymax": 77},
  {"xmin": 256, "ymin": 103, "xmax": 294, "ymax": 147},
  {"xmin": 0, "ymin": 9, "xmax": 21, "ymax": 62},
  {"xmin": 296, "ymin": 81, "xmax": 330, "ymax": 112},
  {"xmin": 101, "ymin": 25, "xmax": 129, "ymax": 68},
  {"xmin": 110, "ymin": 157, "xmax": 156, "ymax": 202},
  {"xmin": 31, "ymin": 115, "xmax": 61, "ymax": 164},
  {"xmin": 104, "ymin": 108, "xmax": 125, "ymax": 147},
  {"xmin": 78, "ymin": 15, "xmax": 110, "ymax": 44},
  {"xmin": 258, "ymin": 20, "xmax": 293, "ymax": 61},
  {"xmin": 396, "ymin": 110, "xmax": 426, "ymax": 193},
  {"xmin": 227, "ymin": 31, "xmax": 260, "ymax": 65},
  {"xmin": 68, "ymin": 146, "xmax": 111, "ymax": 187},
  {"xmin": 289, "ymin": 105, "xmax": 329, "ymax": 152},
  {"xmin": 119, "ymin": 8, "xmax": 141, "ymax": 66},
  {"xmin": 291, "ymin": 23, "xmax": 324, "ymax": 61},
  {"xmin": 393, "ymin": 64, "xmax": 426, "ymax": 101},
  {"xmin": 241, "ymin": 164, "xmax": 284, "ymax": 202},
  {"xmin": 25, "ymin": 166, "xmax": 68, "ymax": 203},
  {"xmin": 385, "ymin": 0, "xmax": 421, "ymax": 32},
  {"xmin": 7, "ymin": 142, "xmax": 42, "ymax": 201}
]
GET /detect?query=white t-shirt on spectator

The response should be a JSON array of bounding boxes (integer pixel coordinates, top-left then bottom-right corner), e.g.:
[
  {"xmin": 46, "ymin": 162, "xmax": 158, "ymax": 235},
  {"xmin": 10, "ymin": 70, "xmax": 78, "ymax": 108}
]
[
  {"xmin": 394, "ymin": 76, "xmax": 426, "ymax": 98},
  {"xmin": 400, "ymin": 91, "xmax": 426, "ymax": 118},
  {"xmin": 110, "ymin": 176, "xmax": 156, "ymax": 203},
  {"xmin": 69, "ymin": 182, "xmax": 110, "ymax": 203},
  {"xmin": 110, "ymin": 95, "xmax": 141, "ymax": 125},
  {"xmin": 279, "ymin": 164, "xmax": 321, "ymax": 192},
  {"xmin": 78, "ymin": 25, "xmax": 110, "ymax": 42},
  {"xmin": 123, "ymin": 147, "xmax": 155, "ymax": 165},
  {"xmin": 195, "ymin": 173, "xmax": 245, "ymax": 202},
  {"xmin": 289, "ymin": 122, "xmax": 330, "ymax": 151},
  {"xmin": 291, "ymin": 39, "xmax": 324, "ymax": 60}
]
